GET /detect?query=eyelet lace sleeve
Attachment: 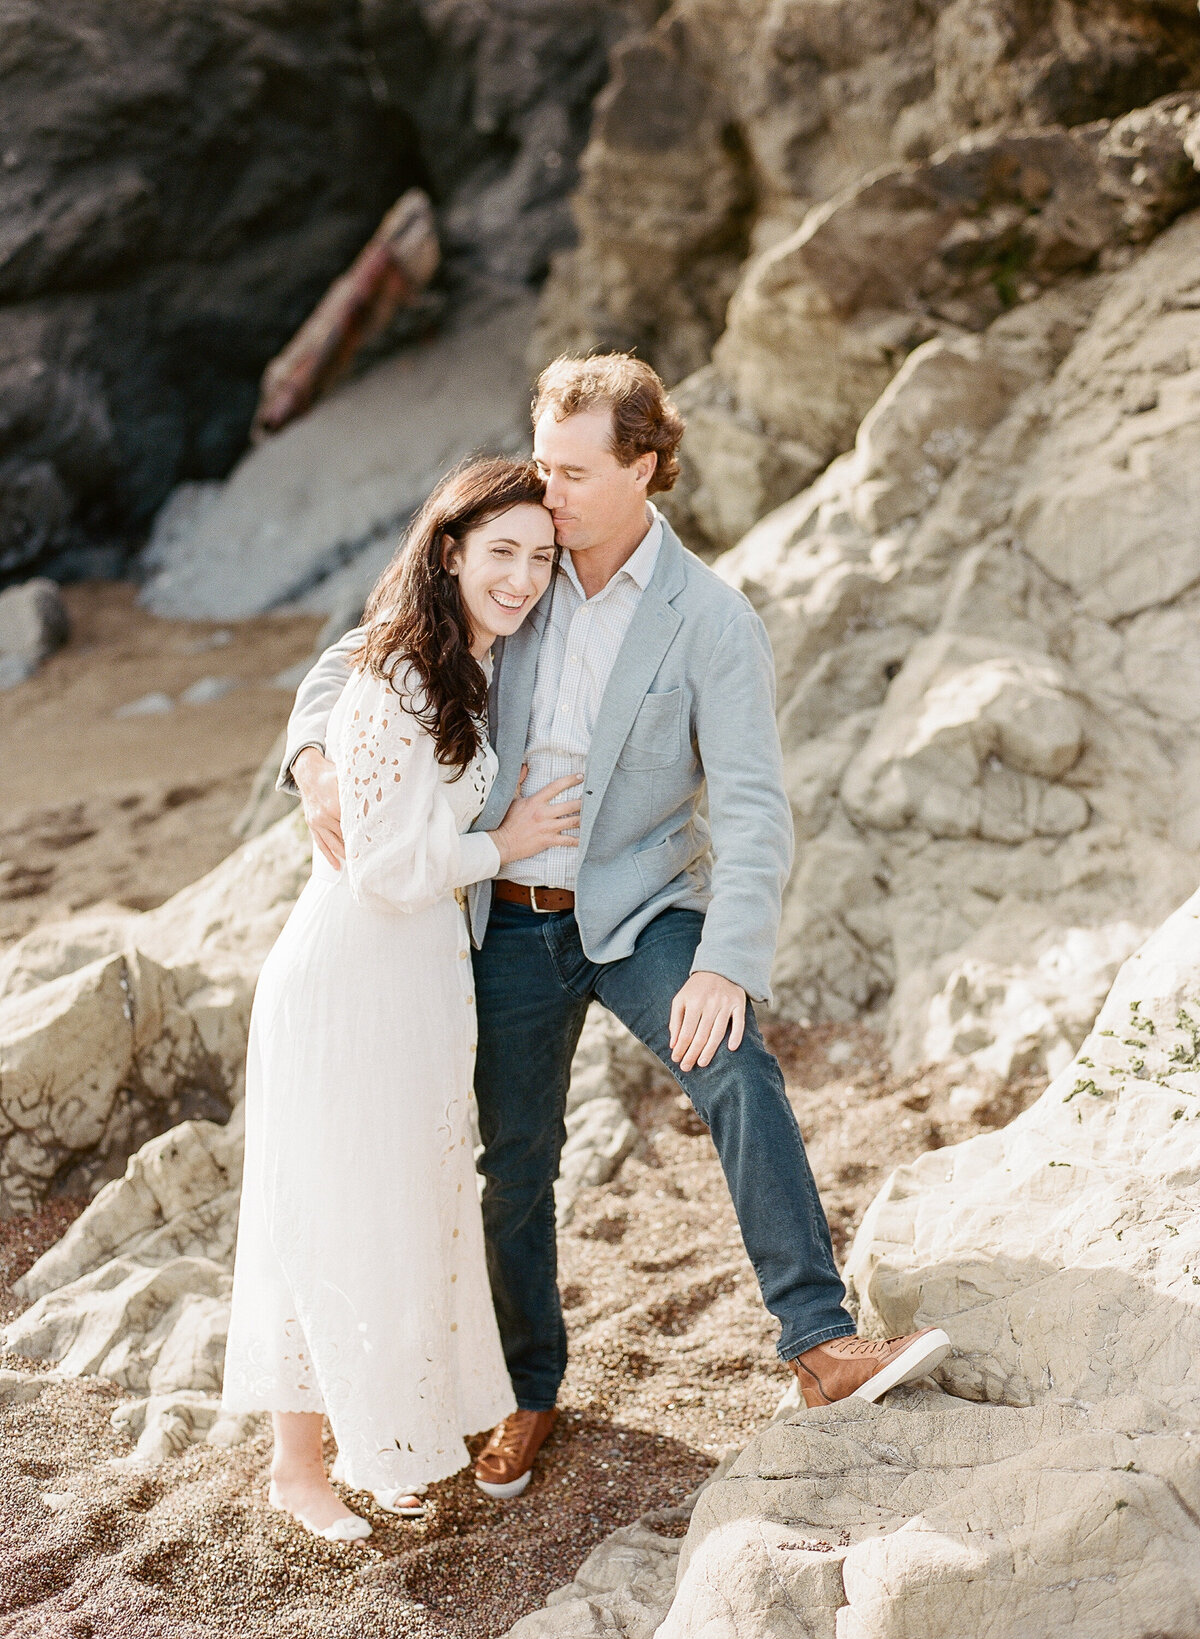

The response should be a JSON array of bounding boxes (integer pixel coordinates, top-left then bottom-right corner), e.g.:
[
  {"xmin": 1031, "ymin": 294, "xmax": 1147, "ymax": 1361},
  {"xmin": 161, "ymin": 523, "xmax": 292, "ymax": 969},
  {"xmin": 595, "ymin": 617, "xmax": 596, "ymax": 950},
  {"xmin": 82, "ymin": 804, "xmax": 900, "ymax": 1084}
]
[{"xmin": 336, "ymin": 668, "xmax": 499, "ymax": 913}]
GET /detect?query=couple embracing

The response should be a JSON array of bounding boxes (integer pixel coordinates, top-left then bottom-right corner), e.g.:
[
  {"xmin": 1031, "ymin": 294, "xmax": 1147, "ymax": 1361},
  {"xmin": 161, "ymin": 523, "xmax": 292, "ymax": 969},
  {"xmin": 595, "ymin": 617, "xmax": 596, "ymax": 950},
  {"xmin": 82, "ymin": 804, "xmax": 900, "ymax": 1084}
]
[{"xmin": 221, "ymin": 354, "xmax": 949, "ymax": 1542}]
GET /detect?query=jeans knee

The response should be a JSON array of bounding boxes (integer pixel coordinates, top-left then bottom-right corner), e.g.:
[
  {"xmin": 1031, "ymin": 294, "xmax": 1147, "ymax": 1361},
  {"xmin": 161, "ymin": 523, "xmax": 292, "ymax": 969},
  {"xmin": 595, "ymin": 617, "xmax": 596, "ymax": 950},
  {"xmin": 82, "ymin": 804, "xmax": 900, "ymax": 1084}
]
[
  {"xmin": 682, "ymin": 1033, "xmax": 782, "ymax": 1119},
  {"xmin": 480, "ymin": 1149, "xmax": 561, "ymax": 1215}
]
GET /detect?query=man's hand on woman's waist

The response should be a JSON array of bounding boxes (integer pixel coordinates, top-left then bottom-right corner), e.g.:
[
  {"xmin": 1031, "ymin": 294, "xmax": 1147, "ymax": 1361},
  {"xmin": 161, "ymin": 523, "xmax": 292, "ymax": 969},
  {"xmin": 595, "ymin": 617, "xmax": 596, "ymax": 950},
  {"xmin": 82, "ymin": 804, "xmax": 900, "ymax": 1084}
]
[{"xmin": 293, "ymin": 746, "xmax": 345, "ymax": 869}]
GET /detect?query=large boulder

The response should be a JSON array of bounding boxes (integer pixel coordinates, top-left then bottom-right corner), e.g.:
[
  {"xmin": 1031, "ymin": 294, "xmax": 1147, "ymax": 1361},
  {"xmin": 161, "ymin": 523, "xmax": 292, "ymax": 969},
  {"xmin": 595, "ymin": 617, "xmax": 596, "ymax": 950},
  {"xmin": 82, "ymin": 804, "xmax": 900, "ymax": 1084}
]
[
  {"xmin": 654, "ymin": 883, "xmax": 1200, "ymax": 1637},
  {"xmin": 717, "ymin": 205, "xmax": 1200, "ymax": 1084},
  {"xmin": 667, "ymin": 1392, "xmax": 1200, "ymax": 1638},
  {"xmin": 0, "ymin": 813, "xmax": 311, "ymax": 1214}
]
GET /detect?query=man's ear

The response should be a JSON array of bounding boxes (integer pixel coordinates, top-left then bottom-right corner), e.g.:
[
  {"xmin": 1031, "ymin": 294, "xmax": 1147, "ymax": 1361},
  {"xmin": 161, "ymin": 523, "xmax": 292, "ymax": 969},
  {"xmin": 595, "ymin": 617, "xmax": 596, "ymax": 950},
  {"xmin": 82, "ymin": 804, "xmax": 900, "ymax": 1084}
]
[{"xmin": 635, "ymin": 450, "xmax": 658, "ymax": 492}]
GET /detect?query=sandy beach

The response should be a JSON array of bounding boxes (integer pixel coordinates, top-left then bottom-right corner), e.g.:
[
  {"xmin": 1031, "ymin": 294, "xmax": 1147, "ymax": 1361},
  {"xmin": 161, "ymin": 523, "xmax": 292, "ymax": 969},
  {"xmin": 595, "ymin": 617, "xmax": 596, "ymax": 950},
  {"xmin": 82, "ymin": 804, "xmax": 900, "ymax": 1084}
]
[{"xmin": 0, "ymin": 582, "xmax": 320, "ymax": 951}]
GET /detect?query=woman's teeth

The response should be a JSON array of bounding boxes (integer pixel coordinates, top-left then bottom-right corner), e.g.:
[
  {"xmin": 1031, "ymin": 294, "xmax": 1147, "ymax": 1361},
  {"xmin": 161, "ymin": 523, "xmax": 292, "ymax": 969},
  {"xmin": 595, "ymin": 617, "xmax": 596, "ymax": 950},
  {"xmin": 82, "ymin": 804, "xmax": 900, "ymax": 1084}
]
[{"xmin": 490, "ymin": 591, "xmax": 525, "ymax": 610}]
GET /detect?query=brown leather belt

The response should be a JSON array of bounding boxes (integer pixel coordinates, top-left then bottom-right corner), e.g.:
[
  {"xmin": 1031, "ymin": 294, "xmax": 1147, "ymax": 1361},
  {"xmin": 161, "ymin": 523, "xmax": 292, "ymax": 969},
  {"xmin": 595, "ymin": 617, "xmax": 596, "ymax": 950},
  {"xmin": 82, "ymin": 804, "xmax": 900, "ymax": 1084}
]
[{"xmin": 493, "ymin": 879, "xmax": 576, "ymax": 913}]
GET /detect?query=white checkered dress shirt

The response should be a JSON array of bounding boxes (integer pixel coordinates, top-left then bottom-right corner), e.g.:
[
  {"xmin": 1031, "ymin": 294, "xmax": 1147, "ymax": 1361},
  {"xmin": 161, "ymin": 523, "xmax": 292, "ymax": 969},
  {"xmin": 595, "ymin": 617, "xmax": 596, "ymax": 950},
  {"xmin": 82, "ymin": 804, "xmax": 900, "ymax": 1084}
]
[{"xmin": 504, "ymin": 508, "xmax": 664, "ymax": 890}]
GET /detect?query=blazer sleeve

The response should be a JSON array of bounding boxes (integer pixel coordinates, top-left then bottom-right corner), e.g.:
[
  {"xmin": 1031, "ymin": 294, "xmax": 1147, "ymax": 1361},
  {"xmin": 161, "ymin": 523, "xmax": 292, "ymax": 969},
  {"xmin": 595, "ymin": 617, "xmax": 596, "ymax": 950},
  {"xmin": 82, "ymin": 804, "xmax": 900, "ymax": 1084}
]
[
  {"xmin": 690, "ymin": 610, "xmax": 794, "ymax": 1004},
  {"xmin": 276, "ymin": 626, "xmax": 366, "ymax": 794},
  {"xmin": 338, "ymin": 672, "xmax": 500, "ymax": 914}
]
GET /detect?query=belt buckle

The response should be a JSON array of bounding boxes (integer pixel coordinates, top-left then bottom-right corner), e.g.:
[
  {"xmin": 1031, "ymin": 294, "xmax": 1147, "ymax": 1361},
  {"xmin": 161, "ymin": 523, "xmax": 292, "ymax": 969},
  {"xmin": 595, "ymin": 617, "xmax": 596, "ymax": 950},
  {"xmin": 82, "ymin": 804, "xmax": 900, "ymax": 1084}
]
[{"xmin": 529, "ymin": 885, "xmax": 553, "ymax": 914}]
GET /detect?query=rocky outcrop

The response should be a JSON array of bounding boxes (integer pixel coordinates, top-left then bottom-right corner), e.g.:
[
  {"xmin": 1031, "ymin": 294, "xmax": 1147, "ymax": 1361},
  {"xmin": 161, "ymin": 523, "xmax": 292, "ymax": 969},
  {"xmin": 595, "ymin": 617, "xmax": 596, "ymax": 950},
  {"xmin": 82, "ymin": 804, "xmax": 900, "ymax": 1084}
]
[
  {"xmin": 363, "ymin": 1, "xmax": 648, "ymax": 287},
  {"xmin": 700, "ymin": 203, "xmax": 1200, "ymax": 1085},
  {"xmin": 0, "ymin": 0, "xmax": 643, "ymax": 578},
  {"xmin": 510, "ymin": 884, "xmax": 1200, "ymax": 1638},
  {"xmin": 535, "ymin": 0, "xmax": 1200, "ymax": 395},
  {"xmin": 668, "ymin": 93, "xmax": 1200, "ymax": 553},
  {"xmin": 0, "ymin": 814, "xmax": 311, "ymax": 1214},
  {"xmin": 663, "ymin": 885, "xmax": 1200, "ymax": 1637},
  {"xmin": 668, "ymin": 1390, "xmax": 1200, "ymax": 1637},
  {"xmin": 0, "ymin": 0, "xmax": 418, "ymax": 579}
]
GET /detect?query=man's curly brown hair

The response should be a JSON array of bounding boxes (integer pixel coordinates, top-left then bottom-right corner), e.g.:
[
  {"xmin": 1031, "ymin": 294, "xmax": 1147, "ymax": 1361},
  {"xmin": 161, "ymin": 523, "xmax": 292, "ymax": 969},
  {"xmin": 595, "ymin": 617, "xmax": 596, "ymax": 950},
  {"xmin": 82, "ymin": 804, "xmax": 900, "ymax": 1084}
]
[{"xmin": 532, "ymin": 354, "xmax": 685, "ymax": 495}]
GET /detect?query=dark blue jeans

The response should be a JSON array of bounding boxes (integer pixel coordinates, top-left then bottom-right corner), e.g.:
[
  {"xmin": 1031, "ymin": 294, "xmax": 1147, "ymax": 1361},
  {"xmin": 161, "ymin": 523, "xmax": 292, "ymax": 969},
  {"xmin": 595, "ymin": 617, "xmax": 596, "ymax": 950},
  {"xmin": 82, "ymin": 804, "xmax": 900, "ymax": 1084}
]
[{"xmin": 472, "ymin": 900, "xmax": 855, "ymax": 1410}]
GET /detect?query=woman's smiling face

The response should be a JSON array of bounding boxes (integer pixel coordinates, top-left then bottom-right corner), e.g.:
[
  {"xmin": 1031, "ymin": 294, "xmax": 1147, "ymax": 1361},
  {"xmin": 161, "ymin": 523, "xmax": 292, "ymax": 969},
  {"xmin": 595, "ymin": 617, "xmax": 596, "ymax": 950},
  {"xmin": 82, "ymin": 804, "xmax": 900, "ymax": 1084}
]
[{"xmin": 448, "ymin": 501, "xmax": 558, "ymax": 655}]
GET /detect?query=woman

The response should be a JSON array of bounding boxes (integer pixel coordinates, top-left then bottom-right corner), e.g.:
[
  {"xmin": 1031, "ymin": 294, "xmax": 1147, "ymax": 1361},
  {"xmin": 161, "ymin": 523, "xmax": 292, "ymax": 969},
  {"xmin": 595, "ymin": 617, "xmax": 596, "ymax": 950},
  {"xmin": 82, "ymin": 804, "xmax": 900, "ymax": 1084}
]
[{"xmin": 222, "ymin": 458, "xmax": 580, "ymax": 1541}]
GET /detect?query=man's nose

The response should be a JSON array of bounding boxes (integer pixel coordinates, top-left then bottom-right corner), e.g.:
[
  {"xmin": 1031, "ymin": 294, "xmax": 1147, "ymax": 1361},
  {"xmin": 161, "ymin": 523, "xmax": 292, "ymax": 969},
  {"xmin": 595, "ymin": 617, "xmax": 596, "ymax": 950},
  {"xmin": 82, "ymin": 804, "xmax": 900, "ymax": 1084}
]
[{"xmin": 544, "ymin": 474, "xmax": 566, "ymax": 509}]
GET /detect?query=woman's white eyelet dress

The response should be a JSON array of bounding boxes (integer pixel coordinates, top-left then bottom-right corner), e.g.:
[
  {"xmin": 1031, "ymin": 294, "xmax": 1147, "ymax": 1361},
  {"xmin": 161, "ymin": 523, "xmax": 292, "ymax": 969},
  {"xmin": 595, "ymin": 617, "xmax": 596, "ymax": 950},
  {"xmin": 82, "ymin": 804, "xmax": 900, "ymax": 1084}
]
[{"xmin": 221, "ymin": 660, "xmax": 514, "ymax": 1496}]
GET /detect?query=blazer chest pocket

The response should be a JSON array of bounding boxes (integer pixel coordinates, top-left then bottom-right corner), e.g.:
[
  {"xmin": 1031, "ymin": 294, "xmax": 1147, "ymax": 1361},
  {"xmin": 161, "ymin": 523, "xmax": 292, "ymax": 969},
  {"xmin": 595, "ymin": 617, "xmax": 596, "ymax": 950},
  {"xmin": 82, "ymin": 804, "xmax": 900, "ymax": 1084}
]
[{"xmin": 617, "ymin": 688, "xmax": 683, "ymax": 772}]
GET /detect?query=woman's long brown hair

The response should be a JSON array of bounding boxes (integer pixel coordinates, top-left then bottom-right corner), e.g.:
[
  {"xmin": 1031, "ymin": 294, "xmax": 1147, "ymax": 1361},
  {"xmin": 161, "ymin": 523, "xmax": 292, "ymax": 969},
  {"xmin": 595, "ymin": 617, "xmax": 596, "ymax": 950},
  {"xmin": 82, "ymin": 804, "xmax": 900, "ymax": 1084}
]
[{"xmin": 351, "ymin": 457, "xmax": 548, "ymax": 773}]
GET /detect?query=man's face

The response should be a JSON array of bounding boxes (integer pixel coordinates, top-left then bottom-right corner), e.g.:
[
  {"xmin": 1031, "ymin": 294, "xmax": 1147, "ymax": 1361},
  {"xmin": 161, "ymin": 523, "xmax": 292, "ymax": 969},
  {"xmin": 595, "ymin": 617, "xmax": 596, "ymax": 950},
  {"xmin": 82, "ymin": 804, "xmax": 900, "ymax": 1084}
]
[{"xmin": 533, "ymin": 407, "xmax": 655, "ymax": 553}]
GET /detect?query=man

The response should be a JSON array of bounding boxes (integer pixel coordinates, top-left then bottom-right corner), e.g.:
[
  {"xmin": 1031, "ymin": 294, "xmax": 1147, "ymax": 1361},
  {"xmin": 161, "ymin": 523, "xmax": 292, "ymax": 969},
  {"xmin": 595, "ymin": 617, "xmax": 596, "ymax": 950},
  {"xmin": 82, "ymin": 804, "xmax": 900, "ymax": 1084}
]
[{"xmin": 282, "ymin": 354, "xmax": 950, "ymax": 1498}]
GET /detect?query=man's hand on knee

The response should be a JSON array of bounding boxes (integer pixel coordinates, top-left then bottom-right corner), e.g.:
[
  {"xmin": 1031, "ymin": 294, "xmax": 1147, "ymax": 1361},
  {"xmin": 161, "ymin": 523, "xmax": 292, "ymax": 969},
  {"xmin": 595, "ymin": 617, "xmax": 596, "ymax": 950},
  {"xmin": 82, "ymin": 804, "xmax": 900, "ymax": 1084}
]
[
  {"xmin": 669, "ymin": 972, "xmax": 746, "ymax": 1072},
  {"xmin": 293, "ymin": 747, "xmax": 344, "ymax": 869}
]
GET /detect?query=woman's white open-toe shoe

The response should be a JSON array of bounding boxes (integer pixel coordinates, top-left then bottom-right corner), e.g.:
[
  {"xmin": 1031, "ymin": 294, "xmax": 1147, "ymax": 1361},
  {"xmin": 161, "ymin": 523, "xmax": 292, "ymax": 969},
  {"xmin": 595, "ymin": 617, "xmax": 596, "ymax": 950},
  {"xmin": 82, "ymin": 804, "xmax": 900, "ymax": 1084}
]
[
  {"xmin": 268, "ymin": 1484, "xmax": 373, "ymax": 1542},
  {"xmin": 373, "ymin": 1485, "xmax": 427, "ymax": 1518}
]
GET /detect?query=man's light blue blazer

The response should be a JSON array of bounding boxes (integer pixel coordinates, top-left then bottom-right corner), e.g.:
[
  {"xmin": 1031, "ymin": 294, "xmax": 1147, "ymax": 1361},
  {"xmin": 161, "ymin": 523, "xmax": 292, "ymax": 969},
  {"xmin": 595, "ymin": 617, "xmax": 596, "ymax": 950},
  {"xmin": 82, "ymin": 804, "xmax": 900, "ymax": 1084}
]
[{"xmin": 279, "ymin": 518, "xmax": 793, "ymax": 1004}]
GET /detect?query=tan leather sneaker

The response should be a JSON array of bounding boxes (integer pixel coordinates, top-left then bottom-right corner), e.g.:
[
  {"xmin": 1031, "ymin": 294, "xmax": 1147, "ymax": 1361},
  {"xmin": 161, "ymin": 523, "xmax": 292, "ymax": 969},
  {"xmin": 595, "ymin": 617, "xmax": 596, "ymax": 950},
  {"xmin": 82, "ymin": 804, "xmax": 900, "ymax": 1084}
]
[
  {"xmin": 789, "ymin": 1328, "xmax": 951, "ymax": 1408},
  {"xmin": 474, "ymin": 1409, "xmax": 558, "ymax": 1499}
]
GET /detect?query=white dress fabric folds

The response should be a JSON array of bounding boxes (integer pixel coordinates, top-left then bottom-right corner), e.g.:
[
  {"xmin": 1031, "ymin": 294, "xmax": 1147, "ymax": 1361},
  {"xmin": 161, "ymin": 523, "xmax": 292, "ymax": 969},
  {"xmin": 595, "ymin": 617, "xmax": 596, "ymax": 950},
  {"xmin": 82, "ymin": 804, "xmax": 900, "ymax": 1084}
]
[{"xmin": 222, "ymin": 661, "xmax": 515, "ymax": 1496}]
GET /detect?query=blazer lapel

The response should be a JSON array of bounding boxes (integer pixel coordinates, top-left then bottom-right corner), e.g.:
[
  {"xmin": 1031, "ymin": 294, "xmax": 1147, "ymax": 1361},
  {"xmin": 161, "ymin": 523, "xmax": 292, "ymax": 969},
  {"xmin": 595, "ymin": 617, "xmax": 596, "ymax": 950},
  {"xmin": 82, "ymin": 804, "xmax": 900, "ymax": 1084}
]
[{"xmin": 579, "ymin": 529, "xmax": 686, "ymax": 852}]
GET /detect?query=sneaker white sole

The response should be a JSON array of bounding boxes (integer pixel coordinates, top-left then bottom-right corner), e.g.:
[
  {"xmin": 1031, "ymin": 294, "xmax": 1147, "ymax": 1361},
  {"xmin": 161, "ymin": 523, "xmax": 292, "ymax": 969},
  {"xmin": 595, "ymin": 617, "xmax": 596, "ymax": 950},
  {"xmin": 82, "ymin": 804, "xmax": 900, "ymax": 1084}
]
[
  {"xmin": 475, "ymin": 1468, "xmax": 533, "ymax": 1500},
  {"xmin": 851, "ymin": 1328, "xmax": 952, "ymax": 1404}
]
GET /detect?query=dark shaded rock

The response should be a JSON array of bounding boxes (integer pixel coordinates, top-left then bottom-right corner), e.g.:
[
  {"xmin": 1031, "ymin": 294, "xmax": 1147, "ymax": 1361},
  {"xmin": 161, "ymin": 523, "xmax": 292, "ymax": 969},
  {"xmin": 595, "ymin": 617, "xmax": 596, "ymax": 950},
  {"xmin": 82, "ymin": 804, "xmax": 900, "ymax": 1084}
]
[
  {"xmin": 0, "ymin": 0, "xmax": 420, "ymax": 581},
  {"xmin": 361, "ymin": 0, "xmax": 654, "ymax": 284},
  {"xmin": 0, "ymin": 0, "xmax": 651, "ymax": 581}
]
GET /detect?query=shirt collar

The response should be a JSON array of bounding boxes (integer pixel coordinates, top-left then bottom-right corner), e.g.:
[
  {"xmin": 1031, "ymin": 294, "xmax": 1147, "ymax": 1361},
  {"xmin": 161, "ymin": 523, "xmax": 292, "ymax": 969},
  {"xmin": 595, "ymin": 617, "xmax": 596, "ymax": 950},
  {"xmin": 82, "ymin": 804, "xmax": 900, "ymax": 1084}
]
[{"xmin": 561, "ymin": 505, "xmax": 663, "ymax": 599}]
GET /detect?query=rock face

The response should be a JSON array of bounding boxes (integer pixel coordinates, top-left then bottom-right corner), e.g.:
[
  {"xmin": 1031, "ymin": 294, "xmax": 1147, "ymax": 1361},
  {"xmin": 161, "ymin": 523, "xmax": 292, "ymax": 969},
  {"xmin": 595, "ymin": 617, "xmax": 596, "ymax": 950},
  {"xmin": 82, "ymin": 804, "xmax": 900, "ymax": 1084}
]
[
  {"xmin": 667, "ymin": 1391, "xmax": 1200, "ymax": 1638},
  {"xmin": 362, "ymin": 1, "xmax": 648, "ymax": 287},
  {"xmin": 609, "ymin": 885, "xmax": 1200, "ymax": 1638},
  {"xmin": 0, "ymin": 0, "xmax": 642, "ymax": 577},
  {"xmin": 536, "ymin": 0, "xmax": 1200, "ymax": 396},
  {"xmin": 0, "ymin": 814, "xmax": 311, "ymax": 1214},
  {"xmin": 846, "ymin": 883, "xmax": 1200, "ymax": 1416},
  {"xmin": 669, "ymin": 94, "xmax": 1200, "ymax": 553},
  {"xmin": 703, "ymin": 205, "xmax": 1200, "ymax": 1085}
]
